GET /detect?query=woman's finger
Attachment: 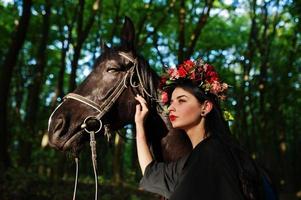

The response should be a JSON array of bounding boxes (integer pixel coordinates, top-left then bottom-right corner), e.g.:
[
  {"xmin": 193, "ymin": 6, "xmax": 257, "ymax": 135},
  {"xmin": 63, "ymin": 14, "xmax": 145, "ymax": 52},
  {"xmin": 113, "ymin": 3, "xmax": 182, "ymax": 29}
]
[
  {"xmin": 135, "ymin": 96, "xmax": 147, "ymax": 108},
  {"xmin": 140, "ymin": 102, "xmax": 148, "ymax": 112},
  {"xmin": 135, "ymin": 95, "xmax": 149, "ymax": 124},
  {"xmin": 136, "ymin": 95, "xmax": 148, "ymax": 106},
  {"xmin": 135, "ymin": 95, "xmax": 146, "ymax": 103},
  {"xmin": 140, "ymin": 101, "xmax": 148, "ymax": 111},
  {"xmin": 136, "ymin": 104, "xmax": 141, "ymax": 113}
]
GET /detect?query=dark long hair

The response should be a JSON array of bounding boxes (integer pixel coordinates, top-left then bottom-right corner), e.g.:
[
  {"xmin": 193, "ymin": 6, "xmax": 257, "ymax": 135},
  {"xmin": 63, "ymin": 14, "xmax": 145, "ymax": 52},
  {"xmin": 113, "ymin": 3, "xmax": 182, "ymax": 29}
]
[{"xmin": 166, "ymin": 80, "xmax": 265, "ymax": 200}]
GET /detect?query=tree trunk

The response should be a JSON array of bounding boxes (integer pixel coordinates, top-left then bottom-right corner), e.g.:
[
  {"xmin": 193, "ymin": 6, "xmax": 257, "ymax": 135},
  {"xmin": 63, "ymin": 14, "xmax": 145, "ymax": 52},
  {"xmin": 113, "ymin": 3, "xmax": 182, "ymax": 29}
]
[
  {"xmin": 112, "ymin": 133, "xmax": 124, "ymax": 185},
  {"xmin": 50, "ymin": 1, "xmax": 78, "ymax": 108},
  {"xmin": 185, "ymin": 0, "xmax": 214, "ymax": 60},
  {"xmin": 234, "ymin": 0, "xmax": 258, "ymax": 145},
  {"xmin": 109, "ymin": 0, "xmax": 121, "ymax": 44},
  {"xmin": 68, "ymin": 0, "xmax": 100, "ymax": 92},
  {"xmin": 20, "ymin": 0, "xmax": 51, "ymax": 168},
  {"xmin": 258, "ymin": 0, "xmax": 279, "ymax": 145},
  {"xmin": 138, "ymin": 0, "xmax": 175, "ymax": 48},
  {"xmin": 0, "ymin": 0, "xmax": 32, "ymax": 171},
  {"xmin": 177, "ymin": 0, "xmax": 186, "ymax": 64}
]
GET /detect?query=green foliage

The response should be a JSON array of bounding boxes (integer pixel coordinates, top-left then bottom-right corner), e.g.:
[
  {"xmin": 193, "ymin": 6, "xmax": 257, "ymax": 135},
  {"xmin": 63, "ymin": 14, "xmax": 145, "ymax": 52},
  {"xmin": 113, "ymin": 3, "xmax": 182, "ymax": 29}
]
[
  {"xmin": 0, "ymin": 167, "xmax": 157, "ymax": 200},
  {"xmin": 1, "ymin": 0, "xmax": 301, "ymax": 197}
]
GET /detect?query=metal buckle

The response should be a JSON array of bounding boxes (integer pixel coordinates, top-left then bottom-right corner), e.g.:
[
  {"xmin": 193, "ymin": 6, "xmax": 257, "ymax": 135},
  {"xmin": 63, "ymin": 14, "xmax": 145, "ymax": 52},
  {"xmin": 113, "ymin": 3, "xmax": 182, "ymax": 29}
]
[{"xmin": 81, "ymin": 116, "xmax": 102, "ymax": 134}]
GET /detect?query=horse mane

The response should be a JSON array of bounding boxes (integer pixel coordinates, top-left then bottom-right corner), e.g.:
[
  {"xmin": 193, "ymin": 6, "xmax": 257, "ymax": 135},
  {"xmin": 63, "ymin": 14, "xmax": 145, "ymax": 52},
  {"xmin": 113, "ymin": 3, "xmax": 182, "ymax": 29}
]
[
  {"xmin": 99, "ymin": 47, "xmax": 190, "ymax": 162},
  {"xmin": 136, "ymin": 53, "xmax": 192, "ymax": 162},
  {"xmin": 136, "ymin": 55, "xmax": 160, "ymax": 106},
  {"xmin": 135, "ymin": 55, "xmax": 170, "ymax": 161},
  {"xmin": 99, "ymin": 47, "xmax": 159, "ymax": 105}
]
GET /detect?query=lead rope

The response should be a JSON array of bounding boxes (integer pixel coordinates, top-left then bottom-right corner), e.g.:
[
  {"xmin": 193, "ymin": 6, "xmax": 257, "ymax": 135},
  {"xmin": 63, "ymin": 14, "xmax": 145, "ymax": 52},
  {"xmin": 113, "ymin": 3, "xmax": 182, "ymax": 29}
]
[
  {"xmin": 72, "ymin": 132, "xmax": 98, "ymax": 200},
  {"xmin": 89, "ymin": 130, "xmax": 98, "ymax": 200},
  {"xmin": 50, "ymin": 52, "xmax": 159, "ymax": 200},
  {"xmin": 73, "ymin": 157, "xmax": 79, "ymax": 200},
  {"xmin": 72, "ymin": 117, "xmax": 102, "ymax": 200}
]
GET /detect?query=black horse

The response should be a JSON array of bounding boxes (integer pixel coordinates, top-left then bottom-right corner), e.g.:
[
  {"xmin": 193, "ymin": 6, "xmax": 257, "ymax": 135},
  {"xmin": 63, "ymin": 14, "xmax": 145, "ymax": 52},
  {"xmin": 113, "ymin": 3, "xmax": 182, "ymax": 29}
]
[{"xmin": 47, "ymin": 17, "xmax": 191, "ymax": 165}]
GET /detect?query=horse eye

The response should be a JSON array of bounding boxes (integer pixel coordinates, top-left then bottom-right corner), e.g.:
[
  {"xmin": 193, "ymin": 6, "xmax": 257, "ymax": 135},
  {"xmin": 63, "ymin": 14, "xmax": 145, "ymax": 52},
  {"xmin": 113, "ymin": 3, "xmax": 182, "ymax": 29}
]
[
  {"xmin": 107, "ymin": 66, "xmax": 122, "ymax": 73},
  {"xmin": 107, "ymin": 68, "xmax": 117, "ymax": 73}
]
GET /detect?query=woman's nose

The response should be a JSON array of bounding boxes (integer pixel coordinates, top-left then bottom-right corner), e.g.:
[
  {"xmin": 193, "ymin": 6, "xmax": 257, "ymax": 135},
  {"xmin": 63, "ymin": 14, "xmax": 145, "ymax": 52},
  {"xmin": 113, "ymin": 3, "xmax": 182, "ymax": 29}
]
[{"xmin": 168, "ymin": 104, "xmax": 175, "ymax": 112}]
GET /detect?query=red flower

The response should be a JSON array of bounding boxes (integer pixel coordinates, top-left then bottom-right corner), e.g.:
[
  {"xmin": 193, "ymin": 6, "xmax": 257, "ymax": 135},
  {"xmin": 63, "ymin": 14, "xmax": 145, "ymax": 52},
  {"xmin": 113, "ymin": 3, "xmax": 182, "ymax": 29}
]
[
  {"xmin": 183, "ymin": 60, "xmax": 195, "ymax": 71},
  {"xmin": 168, "ymin": 68, "xmax": 179, "ymax": 79},
  {"xmin": 210, "ymin": 81, "xmax": 222, "ymax": 94},
  {"xmin": 197, "ymin": 66, "xmax": 204, "ymax": 73},
  {"xmin": 159, "ymin": 77, "xmax": 167, "ymax": 89},
  {"xmin": 168, "ymin": 68, "xmax": 175, "ymax": 76},
  {"xmin": 178, "ymin": 66, "xmax": 187, "ymax": 77},
  {"xmin": 206, "ymin": 71, "xmax": 219, "ymax": 83},
  {"xmin": 204, "ymin": 64, "xmax": 214, "ymax": 72},
  {"xmin": 190, "ymin": 71, "xmax": 196, "ymax": 80},
  {"xmin": 161, "ymin": 91, "xmax": 169, "ymax": 104}
]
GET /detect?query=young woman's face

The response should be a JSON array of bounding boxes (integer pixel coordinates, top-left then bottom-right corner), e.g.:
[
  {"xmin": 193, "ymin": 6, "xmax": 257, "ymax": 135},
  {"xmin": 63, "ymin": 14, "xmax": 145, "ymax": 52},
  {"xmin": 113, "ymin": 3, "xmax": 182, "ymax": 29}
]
[{"xmin": 168, "ymin": 87, "xmax": 203, "ymax": 130}]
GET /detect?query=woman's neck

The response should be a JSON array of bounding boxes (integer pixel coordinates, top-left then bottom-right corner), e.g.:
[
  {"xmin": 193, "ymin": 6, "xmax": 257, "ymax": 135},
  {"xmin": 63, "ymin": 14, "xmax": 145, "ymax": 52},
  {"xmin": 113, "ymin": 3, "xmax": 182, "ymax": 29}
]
[{"xmin": 185, "ymin": 118, "xmax": 206, "ymax": 148}]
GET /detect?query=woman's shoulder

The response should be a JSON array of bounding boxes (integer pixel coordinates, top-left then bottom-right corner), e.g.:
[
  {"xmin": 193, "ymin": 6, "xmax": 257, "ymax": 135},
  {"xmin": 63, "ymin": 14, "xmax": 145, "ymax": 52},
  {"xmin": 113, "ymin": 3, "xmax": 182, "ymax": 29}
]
[
  {"xmin": 192, "ymin": 135, "xmax": 235, "ymax": 165},
  {"xmin": 194, "ymin": 135, "xmax": 225, "ymax": 154}
]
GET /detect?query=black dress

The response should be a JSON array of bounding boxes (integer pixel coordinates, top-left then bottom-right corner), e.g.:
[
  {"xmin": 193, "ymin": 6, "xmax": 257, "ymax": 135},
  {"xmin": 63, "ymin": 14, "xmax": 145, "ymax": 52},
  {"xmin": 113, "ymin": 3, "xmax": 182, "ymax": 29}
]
[{"xmin": 140, "ymin": 136, "xmax": 245, "ymax": 200}]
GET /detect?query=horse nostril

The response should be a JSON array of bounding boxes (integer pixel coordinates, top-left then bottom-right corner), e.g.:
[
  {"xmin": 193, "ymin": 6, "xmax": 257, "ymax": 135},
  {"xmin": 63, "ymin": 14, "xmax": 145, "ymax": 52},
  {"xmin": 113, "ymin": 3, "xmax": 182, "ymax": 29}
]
[{"xmin": 54, "ymin": 116, "xmax": 65, "ymax": 134}]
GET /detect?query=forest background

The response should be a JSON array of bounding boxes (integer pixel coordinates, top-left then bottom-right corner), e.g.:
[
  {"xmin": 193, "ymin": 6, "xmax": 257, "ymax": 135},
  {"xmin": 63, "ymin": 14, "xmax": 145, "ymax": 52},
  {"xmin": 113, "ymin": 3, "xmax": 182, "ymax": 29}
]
[{"xmin": 0, "ymin": 0, "xmax": 300, "ymax": 199}]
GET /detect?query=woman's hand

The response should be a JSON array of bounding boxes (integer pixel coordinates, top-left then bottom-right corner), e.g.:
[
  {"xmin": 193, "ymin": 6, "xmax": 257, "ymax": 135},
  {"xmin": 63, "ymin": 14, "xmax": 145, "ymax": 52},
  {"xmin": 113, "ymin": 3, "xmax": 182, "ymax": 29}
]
[
  {"xmin": 135, "ymin": 94, "xmax": 153, "ymax": 174},
  {"xmin": 135, "ymin": 94, "xmax": 149, "ymax": 125}
]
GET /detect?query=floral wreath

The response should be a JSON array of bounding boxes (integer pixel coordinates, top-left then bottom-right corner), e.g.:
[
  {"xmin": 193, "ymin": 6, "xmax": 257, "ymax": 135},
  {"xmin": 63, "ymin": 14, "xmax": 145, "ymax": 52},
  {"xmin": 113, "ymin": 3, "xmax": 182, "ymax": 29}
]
[
  {"xmin": 159, "ymin": 58, "xmax": 228, "ymax": 103},
  {"xmin": 159, "ymin": 58, "xmax": 234, "ymax": 121}
]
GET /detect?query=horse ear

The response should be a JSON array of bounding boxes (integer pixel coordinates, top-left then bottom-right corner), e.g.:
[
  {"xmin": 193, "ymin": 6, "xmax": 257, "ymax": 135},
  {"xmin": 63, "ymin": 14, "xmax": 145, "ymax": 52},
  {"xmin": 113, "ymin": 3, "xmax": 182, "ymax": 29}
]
[
  {"xmin": 120, "ymin": 16, "xmax": 135, "ymax": 51},
  {"xmin": 101, "ymin": 42, "xmax": 110, "ymax": 53}
]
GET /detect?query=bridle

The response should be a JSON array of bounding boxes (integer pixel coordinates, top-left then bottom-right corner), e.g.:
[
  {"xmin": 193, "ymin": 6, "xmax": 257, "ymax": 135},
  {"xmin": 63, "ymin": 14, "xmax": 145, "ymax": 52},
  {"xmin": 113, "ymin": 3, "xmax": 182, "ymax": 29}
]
[{"xmin": 48, "ymin": 52, "xmax": 158, "ymax": 200}]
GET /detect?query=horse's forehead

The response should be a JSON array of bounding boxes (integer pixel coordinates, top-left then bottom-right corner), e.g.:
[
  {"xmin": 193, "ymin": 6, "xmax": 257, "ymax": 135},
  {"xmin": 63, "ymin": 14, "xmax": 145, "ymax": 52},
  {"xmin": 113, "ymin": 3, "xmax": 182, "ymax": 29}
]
[
  {"xmin": 105, "ymin": 59, "xmax": 119, "ymax": 66},
  {"xmin": 100, "ymin": 51, "xmax": 134, "ymax": 66},
  {"xmin": 118, "ymin": 51, "xmax": 134, "ymax": 58}
]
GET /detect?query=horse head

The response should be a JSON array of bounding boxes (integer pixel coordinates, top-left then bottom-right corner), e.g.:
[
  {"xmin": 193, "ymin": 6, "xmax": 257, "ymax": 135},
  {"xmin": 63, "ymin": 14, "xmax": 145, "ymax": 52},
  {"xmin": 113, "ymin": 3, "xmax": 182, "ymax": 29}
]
[{"xmin": 47, "ymin": 17, "xmax": 191, "ymax": 161}]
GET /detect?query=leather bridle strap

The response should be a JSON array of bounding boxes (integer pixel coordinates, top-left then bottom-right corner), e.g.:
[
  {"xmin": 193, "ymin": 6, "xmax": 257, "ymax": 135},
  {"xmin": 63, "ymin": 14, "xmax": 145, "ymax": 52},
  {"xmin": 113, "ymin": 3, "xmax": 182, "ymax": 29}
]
[
  {"xmin": 62, "ymin": 53, "xmax": 141, "ymax": 122},
  {"xmin": 64, "ymin": 93, "xmax": 103, "ymax": 113},
  {"xmin": 65, "ymin": 63, "xmax": 135, "ymax": 120},
  {"xmin": 48, "ymin": 56, "xmax": 135, "ymax": 132},
  {"xmin": 48, "ymin": 52, "xmax": 138, "ymax": 200},
  {"xmin": 48, "ymin": 51, "xmax": 164, "ymax": 200},
  {"xmin": 69, "ymin": 54, "xmax": 136, "ymax": 200}
]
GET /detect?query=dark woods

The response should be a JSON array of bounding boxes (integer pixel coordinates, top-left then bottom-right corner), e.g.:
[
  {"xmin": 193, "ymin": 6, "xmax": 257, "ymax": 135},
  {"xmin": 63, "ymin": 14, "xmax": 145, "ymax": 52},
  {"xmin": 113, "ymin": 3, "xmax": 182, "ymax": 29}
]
[{"xmin": 0, "ymin": 0, "xmax": 301, "ymax": 199}]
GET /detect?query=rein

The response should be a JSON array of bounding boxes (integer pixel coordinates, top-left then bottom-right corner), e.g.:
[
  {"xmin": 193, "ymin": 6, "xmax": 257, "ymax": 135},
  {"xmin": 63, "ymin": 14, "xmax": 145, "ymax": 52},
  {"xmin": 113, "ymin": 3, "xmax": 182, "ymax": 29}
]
[{"xmin": 48, "ymin": 52, "xmax": 158, "ymax": 200}]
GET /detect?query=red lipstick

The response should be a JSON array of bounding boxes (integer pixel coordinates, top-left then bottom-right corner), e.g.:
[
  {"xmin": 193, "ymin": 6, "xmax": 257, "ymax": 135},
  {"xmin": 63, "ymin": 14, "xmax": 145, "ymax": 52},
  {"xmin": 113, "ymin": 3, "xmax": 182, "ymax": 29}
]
[{"xmin": 169, "ymin": 115, "xmax": 177, "ymax": 121}]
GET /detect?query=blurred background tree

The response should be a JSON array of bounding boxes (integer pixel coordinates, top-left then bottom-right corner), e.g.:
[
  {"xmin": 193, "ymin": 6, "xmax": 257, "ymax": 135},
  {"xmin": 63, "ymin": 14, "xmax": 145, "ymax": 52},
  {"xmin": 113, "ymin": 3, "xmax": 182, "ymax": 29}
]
[{"xmin": 0, "ymin": 0, "xmax": 300, "ymax": 199}]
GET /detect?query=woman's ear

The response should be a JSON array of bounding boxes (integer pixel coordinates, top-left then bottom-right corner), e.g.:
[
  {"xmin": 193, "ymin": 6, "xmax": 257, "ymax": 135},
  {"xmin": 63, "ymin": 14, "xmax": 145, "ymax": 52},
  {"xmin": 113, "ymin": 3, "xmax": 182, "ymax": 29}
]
[{"xmin": 201, "ymin": 100, "xmax": 213, "ymax": 116}]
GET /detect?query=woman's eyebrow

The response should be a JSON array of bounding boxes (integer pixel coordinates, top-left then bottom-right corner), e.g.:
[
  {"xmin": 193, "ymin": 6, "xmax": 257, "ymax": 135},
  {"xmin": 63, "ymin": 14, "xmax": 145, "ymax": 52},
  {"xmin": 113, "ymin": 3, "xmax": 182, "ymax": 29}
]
[
  {"xmin": 176, "ymin": 95, "xmax": 188, "ymax": 99},
  {"xmin": 171, "ymin": 95, "xmax": 188, "ymax": 102}
]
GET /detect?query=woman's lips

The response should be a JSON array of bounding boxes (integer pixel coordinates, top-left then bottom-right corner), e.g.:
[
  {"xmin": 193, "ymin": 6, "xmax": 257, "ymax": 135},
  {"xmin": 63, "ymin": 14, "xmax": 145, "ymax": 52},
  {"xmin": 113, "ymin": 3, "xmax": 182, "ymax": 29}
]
[{"xmin": 169, "ymin": 115, "xmax": 177, "ymax": 121}]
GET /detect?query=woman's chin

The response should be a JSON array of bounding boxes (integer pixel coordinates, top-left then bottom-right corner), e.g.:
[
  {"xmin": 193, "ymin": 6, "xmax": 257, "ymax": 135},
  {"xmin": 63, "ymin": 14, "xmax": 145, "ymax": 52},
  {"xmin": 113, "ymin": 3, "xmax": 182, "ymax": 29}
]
[{"xmin": 171, "ymin": 122, "xmax": 180, "ymax": 129}]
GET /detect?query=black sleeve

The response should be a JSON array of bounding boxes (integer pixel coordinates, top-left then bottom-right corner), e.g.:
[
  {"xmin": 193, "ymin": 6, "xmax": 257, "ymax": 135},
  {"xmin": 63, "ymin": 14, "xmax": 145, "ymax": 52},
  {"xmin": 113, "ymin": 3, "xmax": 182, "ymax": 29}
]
[
  {"xmin": 139, "ymin": 156, "xmax": 188, "ymax": 199},
  {"xmin": 169, "ymin": 140, "xmax": 245, "ymax": 200},
  {"xmin": 211, "ymin": 162, "xmax": 245, "ymax": 200}
]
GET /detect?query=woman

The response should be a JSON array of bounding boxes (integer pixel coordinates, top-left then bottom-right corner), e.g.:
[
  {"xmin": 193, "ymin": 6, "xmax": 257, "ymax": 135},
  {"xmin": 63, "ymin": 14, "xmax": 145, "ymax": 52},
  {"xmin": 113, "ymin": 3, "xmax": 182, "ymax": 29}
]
[{"xmin": 135, "ymin": 58, "xmax": 275, "ymax": 200}]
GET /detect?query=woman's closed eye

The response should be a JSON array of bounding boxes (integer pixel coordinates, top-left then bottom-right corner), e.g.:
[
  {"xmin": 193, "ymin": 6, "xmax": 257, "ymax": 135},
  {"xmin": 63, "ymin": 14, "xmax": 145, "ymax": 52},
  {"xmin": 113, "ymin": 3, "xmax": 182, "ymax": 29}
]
[
  {"xmin": 178, "ymin": 99, "xmax": 186, "ymax": 103},
  {"xmin": 170, "ymin": 98, "xmax": 187, "ymax": 105}
]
